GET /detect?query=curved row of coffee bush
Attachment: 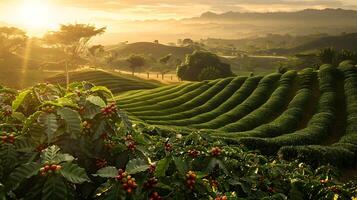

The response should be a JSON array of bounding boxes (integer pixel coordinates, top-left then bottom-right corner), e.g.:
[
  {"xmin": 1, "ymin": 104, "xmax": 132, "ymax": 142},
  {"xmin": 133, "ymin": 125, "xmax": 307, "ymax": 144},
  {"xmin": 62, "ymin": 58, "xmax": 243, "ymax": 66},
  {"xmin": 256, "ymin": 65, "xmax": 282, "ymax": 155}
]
[{"xmin": 1, "ymin": 82, "xmax": 356, "ymax": 199}]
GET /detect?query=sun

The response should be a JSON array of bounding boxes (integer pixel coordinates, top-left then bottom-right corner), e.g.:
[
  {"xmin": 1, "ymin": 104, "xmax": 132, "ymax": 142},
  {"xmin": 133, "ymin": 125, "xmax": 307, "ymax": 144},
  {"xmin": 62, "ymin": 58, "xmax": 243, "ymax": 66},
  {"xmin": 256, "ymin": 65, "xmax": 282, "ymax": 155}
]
[{"xmin": 17, "ymin": 0, "xmax": 55, "ymax": 29}]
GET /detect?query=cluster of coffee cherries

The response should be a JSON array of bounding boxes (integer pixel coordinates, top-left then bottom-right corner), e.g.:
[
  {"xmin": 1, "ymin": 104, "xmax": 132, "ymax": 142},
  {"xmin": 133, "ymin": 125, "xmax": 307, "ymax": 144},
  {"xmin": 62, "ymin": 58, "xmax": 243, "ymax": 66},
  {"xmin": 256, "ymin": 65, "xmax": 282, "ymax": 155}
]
[
  {"xmin": 1, "ymin": 132, "xmax": 15, "ymax": 144},
  {"xmin": 116, "ymin": 169, "xmax": 137, "ymax": 194},
  {"xmin": 210, "ymin": 147, "xmax": 222, "ymax": 156},
  {"xmin": 148, "ymin": 163, "xmax": 156, "ymax": 174},
  {"xmin": 164, "ymin": 143, "xmax": 173, "ymax": 152},
  {"xmin": 101, "ymin": 103, "xmax": 117, "ymax": 118},
  {"xmin": 95, "ymin": 158, "xmax": 108, "ymax": 169},
  {"xmin": 267, "ymin": 186, "xmax": 276, "ymax": 193},
  {"xmin": 1, "ymin": 105, "xmax": 12, "ymax": 116},
  {"xmin": 124, "ymin": 135, "xmax": 136, "ymax": 151},
  {"xmin": 39, "ymin": 163, "xmax": 62, "ymax": 176},
  {"xmin": 41, "ymin": 105, "xmax": 56, "ymax": 113},
  {"xmin": 185, "ymin": 171, "xmax": 197, "ymax": 190},
  {"xmin": 82, "ymin": 121, "xmax": 92, "ymax": 134},
  {"xmin": 77, "ymin": 106, "xmax": 85, "ymax": 115},
  {"xmin": 215, "ymin": 195, "xmax": 228, "ymax": 200},
  {"xmin": 149, "ymin": 192, "xmax": 162, "ymax": 200},
  {"xmin": 35, "ymin": 144, "xmax": 47, "ymax": 152},
  {"xmin": 319, "ymin": 178, "xmax": 330, "ymax": 184},
  {"xmin": 210, "ymin": 179, "xmax": 219, "ymax": 189},
  {"xmin": 104, "ymin": 140, "xmax": 116, "ymax": 150},
  {"xmin": 144, "ymin": 177, "xmax": 158, "ymax": 189},
  {"xmin": 187, "ymin": 149, "xmax": 200, "ymax": 158},
  {"xmin": 328, "ymin": 185, "xmax": 341, "ymax": 193}
]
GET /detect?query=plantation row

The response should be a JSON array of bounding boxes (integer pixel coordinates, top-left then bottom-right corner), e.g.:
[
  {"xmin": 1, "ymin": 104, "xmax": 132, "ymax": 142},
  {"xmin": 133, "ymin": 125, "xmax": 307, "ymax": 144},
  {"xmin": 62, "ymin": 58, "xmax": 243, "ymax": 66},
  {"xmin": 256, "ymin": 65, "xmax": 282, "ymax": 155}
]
[
  {"xmin": 47, "ymin": 70, "xmax": 160, "ymax": 94},
  {"xmin": 116, "ymin": 65, "xmax": 357, "ymax": 167}
]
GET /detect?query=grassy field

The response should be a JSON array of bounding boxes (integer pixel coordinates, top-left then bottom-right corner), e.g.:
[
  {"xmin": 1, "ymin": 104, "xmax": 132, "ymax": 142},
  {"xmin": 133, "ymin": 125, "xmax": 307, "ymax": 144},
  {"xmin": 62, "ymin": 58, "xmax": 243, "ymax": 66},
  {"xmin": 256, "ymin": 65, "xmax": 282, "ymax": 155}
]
[
  {"xmin": 115, "ymin": 65, "xmax": 357, "ymax": 167},
  {"xmin": 46, "ymin": 69, "xmax": 163, "ymax": 94}
]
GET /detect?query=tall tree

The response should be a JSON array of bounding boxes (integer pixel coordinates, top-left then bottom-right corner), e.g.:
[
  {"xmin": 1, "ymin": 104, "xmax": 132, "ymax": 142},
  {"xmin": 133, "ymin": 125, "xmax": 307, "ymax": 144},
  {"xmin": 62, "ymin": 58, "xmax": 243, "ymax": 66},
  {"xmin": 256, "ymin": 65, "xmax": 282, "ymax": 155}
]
[
  {"xmin": 126, "ymin": 55, "xmax": 145, "ymax": 76},
  {"xmin": 158, "ymin": 54, "xmax": 172, "ymax": 79},
  {"xmin": 88, "ymin": 44, "xmax": 105, "ymax": 69},
  {"xmin": 43, "ymin": 24, "xmax": 106, "ymax": 87},
  {"xmin": 0, "ymin": 27, "xmax": 27, "ymax": 56}
]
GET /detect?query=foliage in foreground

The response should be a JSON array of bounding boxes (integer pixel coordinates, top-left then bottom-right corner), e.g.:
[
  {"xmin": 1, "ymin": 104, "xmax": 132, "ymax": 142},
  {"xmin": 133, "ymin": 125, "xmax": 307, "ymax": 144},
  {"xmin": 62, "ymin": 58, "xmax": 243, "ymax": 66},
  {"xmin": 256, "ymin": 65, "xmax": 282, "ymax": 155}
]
[{"xmin": 0, "ymin": 83, "xmax": 356, "ymax": 200}]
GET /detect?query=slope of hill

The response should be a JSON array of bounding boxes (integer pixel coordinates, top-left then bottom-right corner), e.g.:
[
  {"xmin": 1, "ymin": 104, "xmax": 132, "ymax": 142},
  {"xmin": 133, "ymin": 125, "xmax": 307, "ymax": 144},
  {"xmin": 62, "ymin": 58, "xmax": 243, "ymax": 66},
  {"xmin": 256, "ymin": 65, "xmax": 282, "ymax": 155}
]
[
  {"xmin": 115, "ymin": 65, "xmax": 357, "ymax": 167},
  {"xmin": 263, "ymin": 33, "xmax": 357, "ymax": 55},
  {"xmin": 46, "ymin": 70, "xmax": 162, "ymax": 94},
  {"xmin": 110, "ymin": 42, "xmax": 193, "ymax": 59}
]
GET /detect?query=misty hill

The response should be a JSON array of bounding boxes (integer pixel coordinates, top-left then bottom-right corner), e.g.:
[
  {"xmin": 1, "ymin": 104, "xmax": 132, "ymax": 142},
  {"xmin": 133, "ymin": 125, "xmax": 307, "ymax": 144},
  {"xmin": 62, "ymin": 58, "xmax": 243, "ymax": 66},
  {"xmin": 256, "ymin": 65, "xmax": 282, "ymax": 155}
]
[
  {"xmin": 110, "ymin": 42, "xmax": 193, "ymax": 59},
  {"xmin": 96, "ymin": 8, "xmax": 357, "ymax": 44},
  {"xmin": 198, "ymin": 8, "xmax": 357, "ymax": 22},
  {"xmin": 263, "ymin": 33, "xmax": 357, "ymax": 55},
  {"xmin": 202, "ymin": 33, "xmax": 329, "ymax": 53}
]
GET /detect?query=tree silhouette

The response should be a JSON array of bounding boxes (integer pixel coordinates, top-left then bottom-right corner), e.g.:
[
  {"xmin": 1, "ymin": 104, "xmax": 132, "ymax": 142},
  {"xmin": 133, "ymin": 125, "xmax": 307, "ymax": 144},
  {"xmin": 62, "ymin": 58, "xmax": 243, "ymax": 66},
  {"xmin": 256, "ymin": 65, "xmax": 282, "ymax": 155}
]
[
  {"xmin": 159, "ymin": 54, "xmax": 172, "ymax": 79},
  {"xmin": 126, "ymin": 55, "xmax": 145, "ymax": 76},
  {"xmin": 88, "ymin": 45, "xmax": 105, "ymax": 69},
  {"xmin": 43, "ymin": 23, "xmax": 106, "ymax": 87},
  {"xmin": 177, "ymin": 51, "xmax": 233, "ymax": 81},
  {"xmin": 0, "ymin": 27, "xmax": 27, "ymax": 56}
]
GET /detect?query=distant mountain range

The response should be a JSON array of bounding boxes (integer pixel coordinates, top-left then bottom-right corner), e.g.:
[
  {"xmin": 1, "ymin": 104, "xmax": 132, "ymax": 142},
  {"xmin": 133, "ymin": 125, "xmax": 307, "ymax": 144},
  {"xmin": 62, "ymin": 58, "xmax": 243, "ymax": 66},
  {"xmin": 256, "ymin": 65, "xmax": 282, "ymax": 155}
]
[
  {"xmin": 93, "ymin": 8, "xmax": 357, "ymax": 44},
  {"xmin": 197, "ymin": 8, "xmax": 357, "ymax": 21}
]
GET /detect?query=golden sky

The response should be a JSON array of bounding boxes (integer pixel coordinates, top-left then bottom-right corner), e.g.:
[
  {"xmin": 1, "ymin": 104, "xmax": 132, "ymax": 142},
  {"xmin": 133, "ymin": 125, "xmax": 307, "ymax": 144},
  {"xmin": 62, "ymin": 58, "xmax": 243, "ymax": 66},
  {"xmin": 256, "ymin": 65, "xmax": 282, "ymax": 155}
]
[{"xmin": 0, "ymin": 0, "xmax": 357, "ymax": 36}]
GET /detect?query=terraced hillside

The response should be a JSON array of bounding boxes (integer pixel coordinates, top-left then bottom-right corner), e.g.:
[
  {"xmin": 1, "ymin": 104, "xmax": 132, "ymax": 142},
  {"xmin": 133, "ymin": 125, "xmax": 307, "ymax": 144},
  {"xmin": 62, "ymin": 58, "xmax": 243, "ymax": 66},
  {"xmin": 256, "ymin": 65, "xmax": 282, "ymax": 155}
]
[
  {"xmin": 47, "ymin": 70, "xmax": 161, "ymax": 94},
  {"xmin": 116, "ymin": 65, "xmax": 357, "ymax": 167}
]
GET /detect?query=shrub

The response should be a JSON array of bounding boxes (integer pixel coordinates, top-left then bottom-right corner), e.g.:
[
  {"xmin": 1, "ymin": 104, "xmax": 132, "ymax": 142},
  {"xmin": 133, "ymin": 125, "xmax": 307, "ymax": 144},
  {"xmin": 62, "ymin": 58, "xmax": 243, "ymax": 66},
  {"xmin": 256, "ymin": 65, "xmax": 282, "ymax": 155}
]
[
  {"xmin": 0, "ymin": 82, "xmax": 356, "ymax": 199},
  {"xmin": 177, "ymin": 51, "xmax": 233, "ymax": 81}
]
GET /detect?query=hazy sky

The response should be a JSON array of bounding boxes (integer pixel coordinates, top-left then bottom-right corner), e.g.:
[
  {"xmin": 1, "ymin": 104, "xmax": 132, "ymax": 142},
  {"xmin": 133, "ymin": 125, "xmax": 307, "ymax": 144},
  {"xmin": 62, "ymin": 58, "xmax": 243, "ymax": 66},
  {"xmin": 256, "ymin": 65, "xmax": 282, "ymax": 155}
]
[{"xmin": 1, "ymin": 0, "xmax": 357, "ymax": 35}]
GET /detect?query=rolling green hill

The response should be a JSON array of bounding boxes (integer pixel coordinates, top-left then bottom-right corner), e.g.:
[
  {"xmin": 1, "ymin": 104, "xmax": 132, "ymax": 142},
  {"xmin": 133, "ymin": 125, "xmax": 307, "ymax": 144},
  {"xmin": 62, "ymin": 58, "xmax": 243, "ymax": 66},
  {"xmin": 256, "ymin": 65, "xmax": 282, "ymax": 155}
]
[
  {"xmin": 46, "ymin": 70, "xmax": 162, "ymax": 94},
  {"xmin": 116, "ymin": 65, "xmax": 357, "ymax": 167}
]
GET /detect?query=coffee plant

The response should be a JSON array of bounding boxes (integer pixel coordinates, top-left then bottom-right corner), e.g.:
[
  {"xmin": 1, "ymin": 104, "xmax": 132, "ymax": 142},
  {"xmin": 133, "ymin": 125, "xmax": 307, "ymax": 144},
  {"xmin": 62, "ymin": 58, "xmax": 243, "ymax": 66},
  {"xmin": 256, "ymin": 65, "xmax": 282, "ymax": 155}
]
[{"xmin": 0, "ymin": 82, "xmax": 356, "ymax": 200}]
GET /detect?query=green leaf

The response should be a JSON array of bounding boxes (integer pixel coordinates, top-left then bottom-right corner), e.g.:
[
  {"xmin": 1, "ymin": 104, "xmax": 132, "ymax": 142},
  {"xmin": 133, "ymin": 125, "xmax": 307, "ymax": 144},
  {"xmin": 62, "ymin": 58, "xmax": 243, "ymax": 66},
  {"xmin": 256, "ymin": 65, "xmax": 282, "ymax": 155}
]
[
  {"xmin": 56, "ymin": 97, "xmax": 78, "ymax": 108},
  {"xmin": 42, "ymin": 145, "xmax": 60, "ymax": 162},
  {"xmin": 93, "ymin": 121, "xmax": 106, "ymax": 141},
  {"xmin": 12, "ymin": 89, "xmax": 31, "ymax": 111},
  {"xmin": 38, "ymin": 113, "xmax": 59, "ymax": 144},
  {"xmin": 22, "ymin": 111, "xmax": 42, "ymax": 134},
  {"xmin": 126, "ymin": 158, "xmax": 149, "ymax": 174},
  {"xmin": 173, "ymin": 157, "xmax": 188, "ymax": 176},
  {"xmin": 6, "ymin": 162, "xmax": 41, "ymax": 191},
  {"xmin": 155, "ymin": 157, "xmax": 171, "ymax": 177},
  {"xmin": 90, "ymin": 86, "xmax": 113, "ymax": 98},
  {"xmin": 15, "ymin": 137, "xmax": 36, "ymax": 152},
  {"xmin": 42, "ymin": 176, "xmax": 68, "ymax": 200},
  {"xmin": 42, "ymin": 146, "xmax": 74, "ymax": 164},
  {"xmin": 11, "ymin": 112, "xmax": 26, "ymax": 121},
  {"xmin": 83, "ymin": 103, "xmax": 101, "ymax": 119},
  {"xmin": 60, "ymin": 162, "xmax": 90, "ymax": 184},
  {"xmin": 94, "ymin": 180, "xmax": 113, "ymax": 198},
  {"xmin": 0, "ymin": 144, "xmax": 18, "ymax": 170},
  {"xmin": 93, "ymin": 167, "xmax": 117, "ymax": 178},
  {"xmin": 86, "ymin": 96, "xmax": 106, "ymax": 108},
  {"xmin": 57, "ymin": 107, "xmax": 81, "ymax": 138}
]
